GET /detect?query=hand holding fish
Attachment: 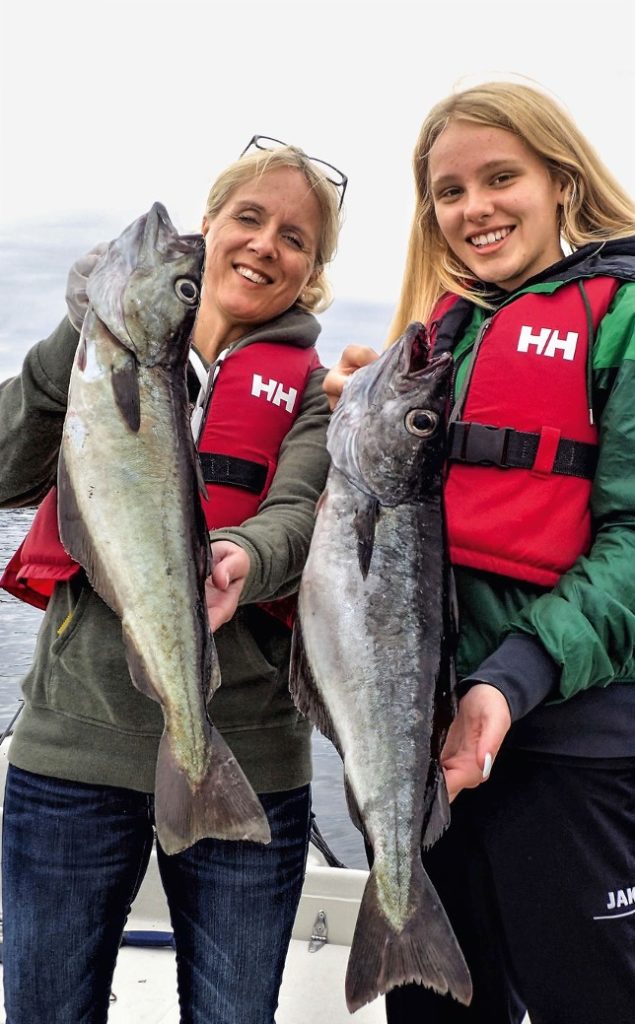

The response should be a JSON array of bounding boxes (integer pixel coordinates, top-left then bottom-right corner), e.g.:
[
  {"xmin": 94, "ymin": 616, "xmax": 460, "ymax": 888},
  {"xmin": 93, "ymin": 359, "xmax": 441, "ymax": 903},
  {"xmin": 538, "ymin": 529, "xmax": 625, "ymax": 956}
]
[
  {"xmin": 65, "ymin": 240, "xmax": 109, "ymax": 332},
  {"xmin": 441, "ymin": 683, "xmax": 512, "ymax": 801},
  {"xmin": 206, "ymin": 541, "xmax": 250, "ymax": 631},
  {"xmin": 322, "ymin": 345, "xmax": 380, "ymax": 410}
]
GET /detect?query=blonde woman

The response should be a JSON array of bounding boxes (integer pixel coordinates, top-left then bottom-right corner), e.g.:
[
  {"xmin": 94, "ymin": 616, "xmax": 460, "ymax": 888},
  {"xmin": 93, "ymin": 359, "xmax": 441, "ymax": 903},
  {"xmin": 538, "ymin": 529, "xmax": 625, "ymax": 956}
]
[
  {"xmin": 1, "ymin": 139, "xmax": 345, "ymax": 1024},
  {"xmin": 325, "ymin": 83, "xmax": 635, "ymax": 1024}
]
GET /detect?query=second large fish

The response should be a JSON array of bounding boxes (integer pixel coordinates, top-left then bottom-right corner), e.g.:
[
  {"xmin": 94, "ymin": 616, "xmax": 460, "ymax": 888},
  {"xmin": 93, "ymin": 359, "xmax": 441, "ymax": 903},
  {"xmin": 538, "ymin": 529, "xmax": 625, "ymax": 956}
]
[
  {"xmin": 58, "ymin": 203, "xmax": 271, "ymax": 854},
  {"xmin": 290, "ymin": 323, "xmax": 472, "ymax": 1010}
]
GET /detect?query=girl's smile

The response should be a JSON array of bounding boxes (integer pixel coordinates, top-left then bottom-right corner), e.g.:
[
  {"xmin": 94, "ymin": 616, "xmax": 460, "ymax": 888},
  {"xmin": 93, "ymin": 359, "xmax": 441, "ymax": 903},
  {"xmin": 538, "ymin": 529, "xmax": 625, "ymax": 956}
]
[{"xmin": 429, "ymin": 121, "xmax": 566, "ymax": 291}]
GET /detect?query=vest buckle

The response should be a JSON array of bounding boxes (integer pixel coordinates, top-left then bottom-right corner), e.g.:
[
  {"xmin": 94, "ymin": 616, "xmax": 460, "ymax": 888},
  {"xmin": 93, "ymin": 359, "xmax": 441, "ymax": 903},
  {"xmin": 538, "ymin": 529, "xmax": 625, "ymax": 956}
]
[{"xmin": 451, "ymin": 422, "xmax": 511, "ymax": 467}]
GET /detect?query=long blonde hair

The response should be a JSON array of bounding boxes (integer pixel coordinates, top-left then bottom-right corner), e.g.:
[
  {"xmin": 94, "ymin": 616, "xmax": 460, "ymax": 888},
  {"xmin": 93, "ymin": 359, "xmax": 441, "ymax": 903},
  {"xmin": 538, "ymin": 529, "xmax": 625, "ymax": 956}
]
[
  {"xmin": 205, "ymin": 146, "xmax": 342, "ymax": 314},
  {"xmin": 389, "ymin": 82, "xmax": 635, "ymax": 341}
]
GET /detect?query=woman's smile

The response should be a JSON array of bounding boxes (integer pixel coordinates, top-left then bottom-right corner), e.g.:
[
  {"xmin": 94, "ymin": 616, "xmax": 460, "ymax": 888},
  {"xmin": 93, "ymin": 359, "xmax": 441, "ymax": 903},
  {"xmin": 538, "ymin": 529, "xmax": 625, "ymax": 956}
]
[{"xmin": 233, "ymin": 263, "xmax": 272, "ymax": 285}]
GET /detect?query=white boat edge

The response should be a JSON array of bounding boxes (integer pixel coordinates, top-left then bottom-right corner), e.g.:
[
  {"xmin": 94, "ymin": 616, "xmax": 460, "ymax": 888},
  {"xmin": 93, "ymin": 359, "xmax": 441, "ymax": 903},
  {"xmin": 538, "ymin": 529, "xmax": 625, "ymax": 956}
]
[{"xmin": 0, "ymin": 734, "xmax": 385, "ymax": 1023}]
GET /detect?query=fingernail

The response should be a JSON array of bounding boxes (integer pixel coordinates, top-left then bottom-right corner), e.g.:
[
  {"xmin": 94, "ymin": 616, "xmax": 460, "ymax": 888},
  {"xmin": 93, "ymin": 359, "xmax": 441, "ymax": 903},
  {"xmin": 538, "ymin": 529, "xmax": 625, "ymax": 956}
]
[{"xmin": 482, "ymin": 752, "xmax": 493, "ymax": 781}]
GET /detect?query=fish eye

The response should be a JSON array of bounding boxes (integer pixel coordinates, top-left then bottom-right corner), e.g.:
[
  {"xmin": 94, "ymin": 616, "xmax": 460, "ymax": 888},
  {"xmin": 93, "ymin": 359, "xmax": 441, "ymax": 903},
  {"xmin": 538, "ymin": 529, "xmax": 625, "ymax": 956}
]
[
  {"xmin": 405, "ymin": 409, "xmax": 439, "ymax": 437},
  {"xmin": 175, "ymin": 278, "xmax": 200, "ymax": 305}
]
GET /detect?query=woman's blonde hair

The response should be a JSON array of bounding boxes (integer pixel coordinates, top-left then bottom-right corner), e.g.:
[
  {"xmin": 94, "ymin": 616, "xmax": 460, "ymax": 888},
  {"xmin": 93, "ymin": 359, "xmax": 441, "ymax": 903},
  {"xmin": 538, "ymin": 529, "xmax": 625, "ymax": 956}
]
[
  {"xmin": 204, "ymin": 145, "xmax": 343, "ymax": 314},
  {"xmin": 389, "ymin": 81, "xmax": 635, "ymax": 341}
]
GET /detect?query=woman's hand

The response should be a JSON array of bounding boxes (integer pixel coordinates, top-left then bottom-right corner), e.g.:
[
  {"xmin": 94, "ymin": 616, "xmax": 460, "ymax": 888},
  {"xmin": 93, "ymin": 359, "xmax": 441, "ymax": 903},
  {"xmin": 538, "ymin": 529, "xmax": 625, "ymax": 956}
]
[
  {"xmin": 441, "ymin": 683, "xmax": 512, "ymax": 802},
  {"xmin": 323, "ymin": 345, "xmax": 380, "ymax": 410},
  {"xmin": 65, "ymin": 241, "xmax": 109, "ymax": 332},
  {"xmin": 205, "ymin": 541, "xmax": 251, "ymax": 632}
]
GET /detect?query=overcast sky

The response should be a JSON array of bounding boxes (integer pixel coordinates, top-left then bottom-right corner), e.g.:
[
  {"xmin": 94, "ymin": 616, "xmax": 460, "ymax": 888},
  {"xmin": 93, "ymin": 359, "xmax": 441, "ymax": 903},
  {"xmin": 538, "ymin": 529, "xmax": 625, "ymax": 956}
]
[{"xmin": 1, "ymin": 0, "xmax": 633, "ymax": 306}]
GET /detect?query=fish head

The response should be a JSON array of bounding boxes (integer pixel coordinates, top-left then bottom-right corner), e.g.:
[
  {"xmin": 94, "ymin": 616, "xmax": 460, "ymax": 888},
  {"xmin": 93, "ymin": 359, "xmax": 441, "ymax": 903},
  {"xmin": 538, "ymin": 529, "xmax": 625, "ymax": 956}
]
[
  {"xmin": 327, "ymin": 322, "xmax": 452, "ymax": 504},
  {"xmin": 86, "ymin": 202, "xmax": 204, "ymax": 367}
]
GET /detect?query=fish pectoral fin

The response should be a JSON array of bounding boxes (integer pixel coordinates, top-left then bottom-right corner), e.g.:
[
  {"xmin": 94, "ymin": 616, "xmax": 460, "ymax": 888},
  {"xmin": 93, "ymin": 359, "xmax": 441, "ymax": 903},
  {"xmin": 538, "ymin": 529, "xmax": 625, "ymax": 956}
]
[
  {"xmin": 353, "ymin": 495, "xmax": 380, "ymax": 579},
  {"xmin": 345, "ymin": 859, "xmax": 472, "ymax": 1012},
  {"xmin": 289, "ymin": 618, "xmax": 341, "ymax": 755},
  {"xmin": 154, "ymin": 724, "xmax": 271, "ymax": 854},
  {"xmin": 111, "ymin": 354, "xmax": 141, "ymax": 432}
]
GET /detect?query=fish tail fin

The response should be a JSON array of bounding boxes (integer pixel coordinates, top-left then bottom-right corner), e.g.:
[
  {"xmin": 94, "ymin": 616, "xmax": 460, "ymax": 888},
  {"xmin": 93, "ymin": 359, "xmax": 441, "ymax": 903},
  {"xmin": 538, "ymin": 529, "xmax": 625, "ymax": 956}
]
[
  {"xmin": 154, "ymin": 725, "xmax": 272, "ymax": 855},
  {"xmin": 345, "ymin": 860, "xmax": 472, "ymax": 1012}
]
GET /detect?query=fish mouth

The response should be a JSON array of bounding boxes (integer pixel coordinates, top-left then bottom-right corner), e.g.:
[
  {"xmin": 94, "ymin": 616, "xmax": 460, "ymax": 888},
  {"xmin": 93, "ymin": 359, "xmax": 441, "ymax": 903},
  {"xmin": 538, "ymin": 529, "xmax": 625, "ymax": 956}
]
[
  {"xmin": 406, "ymin": 323, "xmax": 430, "ymax": 373},
  {"xmin": 401, "ymin": 323, "xmax": 452, "ymax": 379}
]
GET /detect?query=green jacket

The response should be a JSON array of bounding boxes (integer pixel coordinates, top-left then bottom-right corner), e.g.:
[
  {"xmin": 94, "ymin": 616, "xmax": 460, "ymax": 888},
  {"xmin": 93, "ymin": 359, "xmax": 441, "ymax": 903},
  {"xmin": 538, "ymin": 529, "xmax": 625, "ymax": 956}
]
[
  {"xmin": 447, "ymin": 238, "xmax": 635, "ymax": 755},
  {"xmin": 0, "ymin": 309, "xmax": 331, "ymax": 793}
]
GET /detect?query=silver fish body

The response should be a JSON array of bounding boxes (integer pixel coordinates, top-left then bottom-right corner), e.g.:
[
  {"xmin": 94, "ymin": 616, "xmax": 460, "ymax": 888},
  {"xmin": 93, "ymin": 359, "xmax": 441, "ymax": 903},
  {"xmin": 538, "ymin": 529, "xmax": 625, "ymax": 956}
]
[
  {"xmin": 291, "ymin": 323, "xmax": 472, "ymax": 1010},
  {"xmin": 58, "ymin": 202, "xmax": 271, "ymax": 854}
]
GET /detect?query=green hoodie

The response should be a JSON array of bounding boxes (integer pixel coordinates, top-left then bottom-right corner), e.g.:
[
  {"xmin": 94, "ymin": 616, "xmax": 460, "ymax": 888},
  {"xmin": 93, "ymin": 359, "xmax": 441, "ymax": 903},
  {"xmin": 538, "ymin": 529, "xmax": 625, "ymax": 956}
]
[{"xmin": 0, "ymin": 308, "xmax": 330, "ymax": 793}]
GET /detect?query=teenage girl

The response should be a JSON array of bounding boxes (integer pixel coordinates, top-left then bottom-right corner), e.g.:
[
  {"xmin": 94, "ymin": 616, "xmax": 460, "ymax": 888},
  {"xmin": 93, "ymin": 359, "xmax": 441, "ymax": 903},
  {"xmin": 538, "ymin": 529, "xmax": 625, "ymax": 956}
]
[{"xmin": 325, "ymin": 81, "xmax": 635, "ymax": 1024}]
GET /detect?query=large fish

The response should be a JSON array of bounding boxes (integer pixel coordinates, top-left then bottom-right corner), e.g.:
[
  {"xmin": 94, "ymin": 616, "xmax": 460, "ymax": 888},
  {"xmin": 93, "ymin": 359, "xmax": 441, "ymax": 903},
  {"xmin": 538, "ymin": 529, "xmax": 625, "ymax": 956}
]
[
  {"xmin": 290, "ymin": 323, "xmax": 472, "ymax": 1010},
  {"xmin": 58, "ymin": 202, "xmax": 271, "ymax": 854}
]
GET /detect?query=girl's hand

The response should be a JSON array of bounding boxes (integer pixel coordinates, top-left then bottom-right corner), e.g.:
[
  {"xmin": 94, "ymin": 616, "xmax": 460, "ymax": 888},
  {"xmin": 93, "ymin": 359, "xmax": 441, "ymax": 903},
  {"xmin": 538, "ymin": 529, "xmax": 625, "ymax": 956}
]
[
  {"xmin": 441, "ymin": 683, "xmax": 512, "ymax": 801},
  {"xmin": 205, "ymin": 541, "xmax": 251, "ymax": 632},
  {"xmin": 323, "ymin": 345, "xmax": 380, "ymax": 410}
]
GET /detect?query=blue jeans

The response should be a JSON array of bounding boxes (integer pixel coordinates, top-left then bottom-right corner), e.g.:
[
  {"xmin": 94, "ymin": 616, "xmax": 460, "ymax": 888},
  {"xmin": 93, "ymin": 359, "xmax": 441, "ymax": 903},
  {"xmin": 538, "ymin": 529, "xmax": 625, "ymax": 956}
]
[{"xmin": 2, "ymin": 765, "xmax": 311, "ymax": 1024}]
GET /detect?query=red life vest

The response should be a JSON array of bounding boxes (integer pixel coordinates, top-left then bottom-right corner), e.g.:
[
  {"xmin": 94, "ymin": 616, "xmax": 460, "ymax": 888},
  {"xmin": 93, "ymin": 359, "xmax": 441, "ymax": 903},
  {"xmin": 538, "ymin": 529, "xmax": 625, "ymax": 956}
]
[
  {"xmin": 1, "ymin": 341, "xmax": 320, "ymax": 621},
  {"xmin": 431, "ymin": 277, "xmax": 620, "ymax": 586}
]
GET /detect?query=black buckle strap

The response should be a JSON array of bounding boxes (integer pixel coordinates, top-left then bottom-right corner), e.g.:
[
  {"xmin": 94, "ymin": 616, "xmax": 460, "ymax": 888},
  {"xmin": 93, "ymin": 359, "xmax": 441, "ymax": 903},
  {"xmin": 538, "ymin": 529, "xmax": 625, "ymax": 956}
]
[
  {"xmin": 198, "ymin": 452, "xmax": 268, "ymax": 493},
  {"xmin": 448, "ymin": 422, "xmax": 597, "ymax": 479}
]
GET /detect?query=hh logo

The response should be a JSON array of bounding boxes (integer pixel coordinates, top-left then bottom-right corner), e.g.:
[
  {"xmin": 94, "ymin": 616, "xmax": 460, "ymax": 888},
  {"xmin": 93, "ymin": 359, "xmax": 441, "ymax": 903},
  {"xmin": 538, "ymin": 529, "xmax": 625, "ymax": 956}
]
[
  {"xmin": 517, "ymin": 325, "xmax": 579, "ymax": 361},
  {"xmin": 251, "ymin": 374, "xmax": 298, "ymax": 414}
]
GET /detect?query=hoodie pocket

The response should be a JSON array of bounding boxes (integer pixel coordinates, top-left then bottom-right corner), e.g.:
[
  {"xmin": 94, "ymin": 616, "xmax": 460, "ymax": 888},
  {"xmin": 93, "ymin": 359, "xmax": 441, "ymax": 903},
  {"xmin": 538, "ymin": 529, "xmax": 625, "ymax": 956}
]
[
  {"xmin": 37, "ymin": 579, "xmax": 162, "ymax": 734},
  {"xmin": 211, "ymin": 606, "xmax": 295, "ymax": 731}
]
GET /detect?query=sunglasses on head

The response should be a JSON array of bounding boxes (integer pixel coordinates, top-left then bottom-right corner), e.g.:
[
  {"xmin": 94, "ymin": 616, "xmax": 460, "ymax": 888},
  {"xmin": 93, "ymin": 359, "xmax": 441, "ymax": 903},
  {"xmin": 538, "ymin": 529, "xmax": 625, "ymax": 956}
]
[{"xmin": 240, "ymin": 135, "xmax": 347, "ymax": 210}]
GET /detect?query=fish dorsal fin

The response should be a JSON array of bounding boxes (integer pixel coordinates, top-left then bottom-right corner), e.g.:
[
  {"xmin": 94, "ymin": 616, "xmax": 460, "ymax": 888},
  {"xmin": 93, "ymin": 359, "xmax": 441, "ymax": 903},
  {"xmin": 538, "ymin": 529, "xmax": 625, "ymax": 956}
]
[
  {"xmin": 353, "ymin": 494, "xmax": 380, "ymax": 579},
  {"xmin": 111, "ymin": 353, "xmax": 141, "ymax": 433},
  {"xmin": 289, "ymin": 617, "xmax": 341, "ymax": 756}
]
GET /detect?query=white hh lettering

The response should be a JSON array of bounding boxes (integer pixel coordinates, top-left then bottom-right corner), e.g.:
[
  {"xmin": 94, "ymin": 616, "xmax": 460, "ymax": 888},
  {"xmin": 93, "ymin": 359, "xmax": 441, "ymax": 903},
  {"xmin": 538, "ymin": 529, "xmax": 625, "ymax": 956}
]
[
  {"xmin": 607, "ymin": 887, "xmax": 635, "ymax": 910},
  {"xmin": 517, "ymin": 325, "xmax": 579, "ymax": 361},
  {"xmin": 251, "ymin": 374, "xmax": 297, "ymax": 414},
  {"xmin": 272, "ymin": 382, "xmax": 298, "ymax": 413}
]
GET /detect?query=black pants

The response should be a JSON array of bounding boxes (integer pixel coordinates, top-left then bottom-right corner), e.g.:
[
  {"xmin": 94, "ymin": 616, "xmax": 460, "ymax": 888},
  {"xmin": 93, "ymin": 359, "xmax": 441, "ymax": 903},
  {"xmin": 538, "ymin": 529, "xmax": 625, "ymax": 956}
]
[{"xmin": 382, "ymin": 750, "xmax": 635, "ymax": 1024}]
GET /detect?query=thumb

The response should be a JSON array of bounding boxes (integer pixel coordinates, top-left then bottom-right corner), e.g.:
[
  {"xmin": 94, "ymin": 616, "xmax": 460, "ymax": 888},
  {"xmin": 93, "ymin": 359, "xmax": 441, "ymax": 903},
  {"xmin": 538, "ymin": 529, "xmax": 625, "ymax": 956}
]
[
  {"xmin": 211, "ymin": 560, "xmax": 231, "ymax": 590},
  {"xmin": 475, "ymin": 710, "xmax": 509, "ymax": 781}
]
